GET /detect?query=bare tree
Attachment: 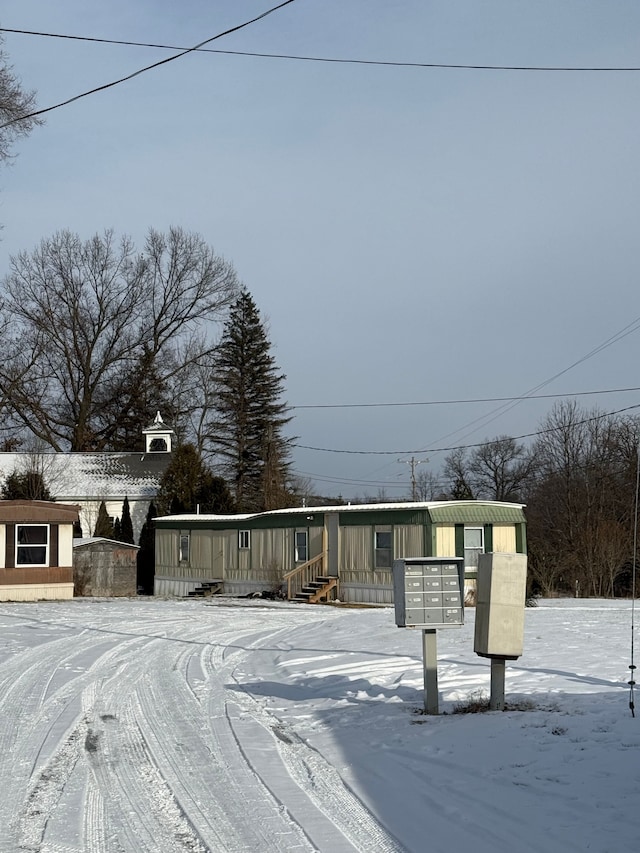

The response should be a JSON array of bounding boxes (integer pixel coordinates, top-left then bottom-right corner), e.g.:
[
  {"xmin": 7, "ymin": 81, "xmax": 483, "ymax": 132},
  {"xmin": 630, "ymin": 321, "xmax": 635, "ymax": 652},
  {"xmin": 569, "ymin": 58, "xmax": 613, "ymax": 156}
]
[
  {"xmin": 0, "ymin": 227, "xmax": 239, "ymax": 450},
  {"xmin": 442, "ymin": 437, "xmax": 536, "ymax": 501},
  {"xmin": 442, "ymin": 447, "xmax": 475, "ymax": 499},
  {"xmin": 413, "ymin": 468, "xmax": 448, "ymax": 501},
  {"xmin": 468, "ymin": 436, "xmax": 538, "ymax": 501},
  {"xmin": 0, "ymin": 38, "xmax": 42, "ymax": 167},
  {"xmin": 526, "ymin": 401, "xmax": 640, "ymax": 597}
]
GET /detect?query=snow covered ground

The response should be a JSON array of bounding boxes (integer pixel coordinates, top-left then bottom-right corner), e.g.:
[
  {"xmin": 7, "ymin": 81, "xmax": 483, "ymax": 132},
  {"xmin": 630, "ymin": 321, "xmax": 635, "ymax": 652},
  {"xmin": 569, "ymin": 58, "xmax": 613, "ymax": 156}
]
[{"xmin": 0, "ymin": 596, "xmax": 637, "ymax": 853}]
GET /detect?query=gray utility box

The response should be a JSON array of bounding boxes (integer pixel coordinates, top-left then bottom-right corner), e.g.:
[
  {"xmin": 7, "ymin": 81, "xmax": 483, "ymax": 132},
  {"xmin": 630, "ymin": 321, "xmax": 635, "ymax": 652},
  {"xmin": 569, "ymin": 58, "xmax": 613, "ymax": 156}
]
[
  {"xmin": 393, "ymin": 557, "xmax": 464, "ymax": 628},
  {"xmin": 474, "ymin": 552, "xmax": 528, "ymax": 659}
]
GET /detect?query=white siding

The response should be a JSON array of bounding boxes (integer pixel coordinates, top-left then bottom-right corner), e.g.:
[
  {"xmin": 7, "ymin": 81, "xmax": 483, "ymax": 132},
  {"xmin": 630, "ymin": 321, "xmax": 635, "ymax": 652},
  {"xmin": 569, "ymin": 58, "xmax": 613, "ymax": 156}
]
[
  {"xmin": 435, "ymin": 524, "xmax": 456, "ymax": 556},
  {"xmin": 58, "ymin": 523, "xmax": 74, "ymax": 567},
  {"xmin": 0, "ymin": 583, "xmax": 74, "ymax": 602},
  {"xmin": 493, "ymin": 525, "xmax": 517, "ymax": 552}
]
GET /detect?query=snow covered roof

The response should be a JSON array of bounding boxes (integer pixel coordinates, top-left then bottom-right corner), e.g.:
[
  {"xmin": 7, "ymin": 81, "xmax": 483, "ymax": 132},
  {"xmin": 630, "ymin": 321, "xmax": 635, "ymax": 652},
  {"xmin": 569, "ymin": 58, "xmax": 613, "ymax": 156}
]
[
  {"xmin": 74, "ymin": 537, "xmax": 139, "ymax": 549},
  {"xmin": 156, "ymin": 499, "xmax": 526, "ymax": 524},
  {"xmin": 0, "ymin": 452, "xmax": 171, "ymax": 501}
]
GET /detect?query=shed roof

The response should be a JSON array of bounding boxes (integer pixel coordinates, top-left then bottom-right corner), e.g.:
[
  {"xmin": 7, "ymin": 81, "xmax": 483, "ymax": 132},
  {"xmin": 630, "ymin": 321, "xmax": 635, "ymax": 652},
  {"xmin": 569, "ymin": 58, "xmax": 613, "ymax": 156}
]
[{"xmin": 74, "ymin": 537, "xmax": 139, "ymax": 549}]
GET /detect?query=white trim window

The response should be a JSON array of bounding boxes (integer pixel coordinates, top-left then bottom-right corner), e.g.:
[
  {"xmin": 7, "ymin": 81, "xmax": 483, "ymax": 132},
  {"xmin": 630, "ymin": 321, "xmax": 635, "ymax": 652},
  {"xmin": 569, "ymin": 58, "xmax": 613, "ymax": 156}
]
[
  {"xmin": 374, "ymin": 528, "xmax": 392, "ymax": 569},
  {"xmin": 16, "ymin": 524, "xmax": 49, "ymax": 567},
  {"xmin": 179, "ymin": 533, "xmax": 190, "ymax": 563},
  {"xmin": 295, "ymin": 530, "xmax": 308, "ymax": 563},
  {"xmin": 464, "ymin": 527, "xmax": 484, "ymax": 569},
  {"xmin": 238, "ymin": 530, "xmax": 250, "ymax": 550}
]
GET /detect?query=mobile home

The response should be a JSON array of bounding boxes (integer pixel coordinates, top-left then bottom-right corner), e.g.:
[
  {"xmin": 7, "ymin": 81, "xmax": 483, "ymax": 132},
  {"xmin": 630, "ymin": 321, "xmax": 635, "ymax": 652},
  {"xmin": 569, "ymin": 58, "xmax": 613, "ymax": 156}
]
[{"xmin": 154, "ymin": 500, "xmax": 526, "ymax": 604}]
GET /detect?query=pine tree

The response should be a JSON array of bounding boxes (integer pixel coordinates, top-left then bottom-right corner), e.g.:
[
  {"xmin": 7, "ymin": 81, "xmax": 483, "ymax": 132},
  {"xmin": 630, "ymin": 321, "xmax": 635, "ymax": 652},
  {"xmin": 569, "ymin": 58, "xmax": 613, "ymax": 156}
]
[
  {"xmin": 156, "ymin": 443, "xmax": 235, "ymax": 515},
  {"xmin": 93, "ymin": 501, "xmax": 114, "ymax": 538},
  {"xmin": 113, "ymin": 517, "xmax": 122, "ymax": 541},
  {"xmin": 1, "ymin": 470, "xmax": 52, "ymax": 501},
  {"xmin": 137, "ymin": 501, "xmax": 157, "ymax": 595},
  {"xmin": 207, "ymin": 291, "xmax": 293, "ymax": 512},
  {"xmin": 120, "ymin": 496, "xmax": 134, "ymax": 544}
]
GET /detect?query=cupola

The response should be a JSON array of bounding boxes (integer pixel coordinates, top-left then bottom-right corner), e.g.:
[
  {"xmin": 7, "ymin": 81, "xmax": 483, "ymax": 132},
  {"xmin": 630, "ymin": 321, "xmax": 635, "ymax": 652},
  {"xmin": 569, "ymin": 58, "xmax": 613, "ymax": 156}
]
[{"xmin": 142, "ymin": 411, "xmax": 174, "ymax": 453}]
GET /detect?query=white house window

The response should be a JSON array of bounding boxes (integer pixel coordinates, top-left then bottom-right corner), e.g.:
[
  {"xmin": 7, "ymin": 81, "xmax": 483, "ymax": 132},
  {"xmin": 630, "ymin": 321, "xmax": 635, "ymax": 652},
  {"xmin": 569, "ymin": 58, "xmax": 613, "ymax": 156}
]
[
  {"xmin": 238, "ymin": 530, "xmax": 250, "ymax": 550},
  {"xmin": 179, "ymin": 533, "xmax": 190, "ymax": 562},
  {"xmin": 374, "ymin": 529, "xmax": 392, "ymax": 569},
  {"xmin": 464, "ymin": 527, "xmax": 484, "ymax": 569},
  {"xmin": 295, "ymin": 530, "xmax": 308, "ymax": 563},
  {"xmin": 16, "ymin": 524, "xmax": 49, "ymax": 567}
]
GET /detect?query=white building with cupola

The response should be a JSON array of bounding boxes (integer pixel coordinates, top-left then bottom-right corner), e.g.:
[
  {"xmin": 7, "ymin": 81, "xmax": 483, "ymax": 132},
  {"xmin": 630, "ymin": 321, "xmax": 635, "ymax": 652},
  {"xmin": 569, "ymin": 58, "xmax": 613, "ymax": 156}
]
[{"xmin": 0, "ymin": 413, "xmax": 175, "ymax": 542}]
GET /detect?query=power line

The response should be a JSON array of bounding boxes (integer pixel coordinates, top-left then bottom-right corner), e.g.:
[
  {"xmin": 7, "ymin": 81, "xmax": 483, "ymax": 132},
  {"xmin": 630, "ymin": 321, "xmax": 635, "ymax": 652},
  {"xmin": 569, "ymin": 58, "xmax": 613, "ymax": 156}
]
[
  {"xmin": 291, "ymin": 385, "xmax": 640, "ymax": 410},
  {"xmin": 418, "ymin": 314, "xmax": 640, "ymax": 451},
  {"xmin": 292, "ymin": 403, "xmax": 640, "ymax": 456},
  {"xmin": 0, "ymin": 0, "xmax": 299, "ymax": 130},
  {"xmin": 3, "ymin": 26, "xmax": 640, "ymax": 73}
]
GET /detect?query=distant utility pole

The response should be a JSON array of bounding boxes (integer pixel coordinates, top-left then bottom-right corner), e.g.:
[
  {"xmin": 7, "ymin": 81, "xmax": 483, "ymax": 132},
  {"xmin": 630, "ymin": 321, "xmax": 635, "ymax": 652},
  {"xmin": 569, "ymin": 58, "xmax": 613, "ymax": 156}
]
[{"xmin": 398, "ymin": 457, "xmax": 429, "ymax": 501}]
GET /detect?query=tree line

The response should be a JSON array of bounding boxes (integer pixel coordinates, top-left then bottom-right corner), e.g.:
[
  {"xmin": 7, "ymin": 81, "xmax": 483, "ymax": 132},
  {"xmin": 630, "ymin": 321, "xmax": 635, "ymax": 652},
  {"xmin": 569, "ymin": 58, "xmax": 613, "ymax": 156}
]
[{"xmin": 404, "ymin": 401, "xmax": 639, "ymax": 599}]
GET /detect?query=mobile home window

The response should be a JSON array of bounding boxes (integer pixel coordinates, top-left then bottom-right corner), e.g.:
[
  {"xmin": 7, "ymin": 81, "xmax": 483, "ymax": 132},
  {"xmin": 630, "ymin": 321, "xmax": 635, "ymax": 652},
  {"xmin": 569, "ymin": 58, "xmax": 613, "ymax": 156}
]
[
  {"xmin": 464, "ymin": 527, "xmax": 484, "ymax": 569},
  {"xmin": 295, "ymin": 530, "xmax": 308, "ymax": 563},
  {"xmin": 179, "ymin": 533, "xmax": 190, "ymax": 562},
  {"xmin": 16, "ymin": 525, "xmax": 49, "ymax": 567},
  {"xmin": 238, "ymin": 530, "xmax": 250, "ymax": 550},
  {"xmin": 374, "ymin": 529, "xmax": 392, "ymax": 569}
]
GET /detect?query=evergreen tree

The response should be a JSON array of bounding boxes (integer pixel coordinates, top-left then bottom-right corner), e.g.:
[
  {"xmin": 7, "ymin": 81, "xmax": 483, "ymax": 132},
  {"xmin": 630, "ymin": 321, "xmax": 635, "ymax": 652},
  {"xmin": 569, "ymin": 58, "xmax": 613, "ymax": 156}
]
[
  {"xmin": 120, "ymin": 496, "xmax": 134, "ymax": 544},
  {"xmin": 93, "ymin": 501, "xmax": 114, "ymax": 538},
  {"xmin": 156, "ymin": 443, "xmax": 235, "ymax": 515},
  {"xmin": 206, "ymin": 290, "xmax": 293, "ymax": 512},
  {"xmin": 73, "ymin": 518, "xmax": 83, "ymax": 538},
  {"xmin": 137, "ymin": 501, "xmax": 157, "ymax": 595},
  {"xmin": 1, "ymin": 469, "xmax": 52, "ymax": 501},
  {"xmin": 113, "ymin": 517, "xmax": 122, "ymax": 541}
]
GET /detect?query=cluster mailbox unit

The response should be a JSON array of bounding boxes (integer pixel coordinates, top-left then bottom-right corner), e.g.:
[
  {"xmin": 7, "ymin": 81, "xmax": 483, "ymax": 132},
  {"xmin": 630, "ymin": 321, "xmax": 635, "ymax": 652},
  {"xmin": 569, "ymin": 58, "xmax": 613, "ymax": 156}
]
[
  {"xmin": 393, "ymin": 557, "xmax": 464, "ymax": 628},
  {"xmin": 392, "ymin": 557, "xmax": 465, "ymax": 714}
]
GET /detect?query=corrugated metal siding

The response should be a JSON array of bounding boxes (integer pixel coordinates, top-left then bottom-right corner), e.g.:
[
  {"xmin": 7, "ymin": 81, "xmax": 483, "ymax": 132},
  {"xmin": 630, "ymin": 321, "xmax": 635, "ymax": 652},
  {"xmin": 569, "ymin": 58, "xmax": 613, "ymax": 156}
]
[
  {"xmin": 493, "ymin": 525, "xmax": 516, "ymax": 552},
  {"xmin": 394, "ymin": 525, "xmax": 423, "ymax": 557},
  {"xmin": 191, "ymin": 530, "xmax": 213, "ymax": 571},
  {"xmin": 341, "ymin": 527, "xmax": 372, "ymax": 573},
  {"xmin": 252, "ymin": 528, "xmax": 292, "ymax": 573},
  {"xmin": 156, "ymin": 529, "xmax": 178, "ymax": 568},
  {"xmin": 309, "ymin": 526, "xmax": 323, "ymax": 556},
  {"xmin": 428, "ymin": 504, "xmax": 525, "ymax": 524},
  {"xmin": 340, "ymin": 584, "xmax": 393, "ymax": 605}
]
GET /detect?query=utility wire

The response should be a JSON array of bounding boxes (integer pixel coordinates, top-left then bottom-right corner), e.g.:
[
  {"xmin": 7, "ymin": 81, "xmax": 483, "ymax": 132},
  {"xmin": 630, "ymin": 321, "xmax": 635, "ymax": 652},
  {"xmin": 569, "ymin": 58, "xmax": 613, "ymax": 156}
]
[
  {"xmin": 0, "ymin": 0, "xmax": 299, "ymax": 130},
  {"xmin": 3, "ymin": 26, "xmax": 640, "ymax": 73},
  {"xmin": 292, "ymin": 403, "xmax": 640, "ymax": 456},
  {"xmin": 291, "ymin": 385, "xmax": 640, "ymax": 410},
  {"xmin": 419, "ymin": 315, "xmax": 640, "ymax": 451}
]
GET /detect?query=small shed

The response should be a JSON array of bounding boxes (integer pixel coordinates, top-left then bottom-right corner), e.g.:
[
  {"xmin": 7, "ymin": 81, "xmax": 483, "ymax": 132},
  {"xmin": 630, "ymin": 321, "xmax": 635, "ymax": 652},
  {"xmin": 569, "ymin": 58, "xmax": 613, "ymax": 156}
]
[
  {"xmin": 0, "ymin": 499, "xmax": 80, "ymax": 601},
  {"xmin": 73, "ymin": 538, "xmax": 139, "ymax": 597}
]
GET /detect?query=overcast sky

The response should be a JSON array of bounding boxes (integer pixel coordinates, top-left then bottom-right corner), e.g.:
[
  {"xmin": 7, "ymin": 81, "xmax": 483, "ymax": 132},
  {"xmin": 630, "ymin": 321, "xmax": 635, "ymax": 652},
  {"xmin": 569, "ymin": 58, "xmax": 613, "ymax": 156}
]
[{"xmin": 2, "ymin": 1, "xmax": 640, "ymax": 500}]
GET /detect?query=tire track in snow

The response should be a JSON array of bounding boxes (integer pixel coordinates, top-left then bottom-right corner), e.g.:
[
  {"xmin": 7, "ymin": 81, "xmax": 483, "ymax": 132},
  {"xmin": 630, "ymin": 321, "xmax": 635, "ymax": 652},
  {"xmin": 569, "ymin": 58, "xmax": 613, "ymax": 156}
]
[
  {"xmin": 197, "ymin": 620, "xmax": 406, "ymax": 853},
  {"xmin": 136, "ymin": 642, "xmax": 315, "ymax": 852}
]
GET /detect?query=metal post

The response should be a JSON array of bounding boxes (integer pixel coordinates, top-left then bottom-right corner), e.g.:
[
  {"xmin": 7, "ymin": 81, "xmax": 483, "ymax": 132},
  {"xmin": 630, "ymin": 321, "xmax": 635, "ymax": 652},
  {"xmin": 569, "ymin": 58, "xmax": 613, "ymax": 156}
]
[
  {"xmin": 489, "ymin": 657, "xmax": 506, "ymax": 711},
  {"xmin": 422, "ymin": 629, "xmax": 439, "ymax": 714}
]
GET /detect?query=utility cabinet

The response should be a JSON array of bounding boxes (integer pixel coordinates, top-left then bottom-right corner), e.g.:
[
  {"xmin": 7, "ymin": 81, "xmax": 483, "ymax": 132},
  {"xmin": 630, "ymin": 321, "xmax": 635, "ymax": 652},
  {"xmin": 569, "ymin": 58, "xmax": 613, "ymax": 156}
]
[
  {"xmin": 474, "ymin": 552, "xmax": 528, "ymax": 659},
  {"xmin": 393, "ymin": 557, "xmax": 464, "ymax": 629}
]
